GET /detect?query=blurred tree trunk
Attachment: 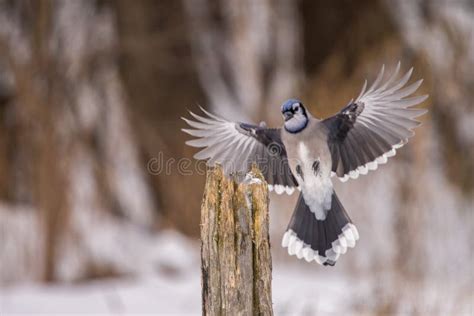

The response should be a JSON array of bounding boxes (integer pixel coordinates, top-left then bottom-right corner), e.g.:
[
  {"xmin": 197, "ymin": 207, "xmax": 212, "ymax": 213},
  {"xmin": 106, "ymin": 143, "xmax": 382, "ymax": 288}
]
[
  {"xmin": 0, "ymin": 0, "xmax": 72, "ymax": 282},
  {"xmin": 388, "ymin": 0, "xmax": 474, "ymax": 196},
  {"xmin": 0, "ymin": 0, "xmax": 157, "ymax": 282},
  {"xmin": 201, "ymin": 166, "xmax": 273, "ymax": 315},
  {"xmin": 114, "ymin": 0, "xmax": 207, "ymax": 236},
  {"xmin": 183, "ymin": 0, "xmax": 302, "ymax": 125}
]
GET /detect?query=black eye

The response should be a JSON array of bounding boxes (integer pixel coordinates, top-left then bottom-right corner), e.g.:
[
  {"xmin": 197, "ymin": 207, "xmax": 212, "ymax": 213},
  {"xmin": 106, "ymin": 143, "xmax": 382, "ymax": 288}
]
[{"xmin": 292, "ymin": 103, "xmax": 301, "ymax": 113}]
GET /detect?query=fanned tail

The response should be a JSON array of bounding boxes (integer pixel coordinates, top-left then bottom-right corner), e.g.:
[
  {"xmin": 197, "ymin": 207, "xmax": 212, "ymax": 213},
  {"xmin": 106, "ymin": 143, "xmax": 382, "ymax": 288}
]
[{"xmin": 281, "ymin": 192, "xmax": 359, "ymax": 266}]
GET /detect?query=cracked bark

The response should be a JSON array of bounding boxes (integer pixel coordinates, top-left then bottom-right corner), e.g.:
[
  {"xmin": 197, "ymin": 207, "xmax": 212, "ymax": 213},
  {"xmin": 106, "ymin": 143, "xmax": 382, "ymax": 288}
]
[{"xmin": 201, "ymin": 166, "xmax": 273, "ymax": 316}]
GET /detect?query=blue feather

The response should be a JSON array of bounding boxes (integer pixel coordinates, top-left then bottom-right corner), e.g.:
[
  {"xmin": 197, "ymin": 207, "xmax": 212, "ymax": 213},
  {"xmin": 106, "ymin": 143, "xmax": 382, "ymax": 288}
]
[{"xmin": 281, "ymin": 99, "xmax": 302, "ymax": 113}]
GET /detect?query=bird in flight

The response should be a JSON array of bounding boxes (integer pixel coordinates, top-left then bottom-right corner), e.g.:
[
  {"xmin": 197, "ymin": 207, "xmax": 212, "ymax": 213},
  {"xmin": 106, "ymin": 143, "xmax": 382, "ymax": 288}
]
[{"xmin": 182, "ymin": 63, "xmax": 428, "ymax": 266}]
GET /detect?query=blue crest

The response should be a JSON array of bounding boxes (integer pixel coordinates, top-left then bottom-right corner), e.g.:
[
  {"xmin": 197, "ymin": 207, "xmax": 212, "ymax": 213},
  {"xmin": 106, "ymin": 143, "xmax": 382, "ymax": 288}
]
[{"xmin": 281, "ymin": 99, "xmax": 301, "ymax": 113}]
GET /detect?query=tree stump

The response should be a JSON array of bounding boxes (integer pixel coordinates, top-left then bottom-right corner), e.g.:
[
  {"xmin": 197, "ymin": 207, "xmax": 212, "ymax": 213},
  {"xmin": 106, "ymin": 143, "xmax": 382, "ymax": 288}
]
[{"xmin": 201, "ymin": 166, "xmax": 273, "ymax": 316}]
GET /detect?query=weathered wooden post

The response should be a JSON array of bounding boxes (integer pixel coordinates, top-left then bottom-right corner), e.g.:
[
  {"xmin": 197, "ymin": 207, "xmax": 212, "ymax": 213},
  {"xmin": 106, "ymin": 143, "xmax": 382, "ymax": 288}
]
[{"xmin": 200, "ymin": 165, "xmax": 273, "ymax": 315}]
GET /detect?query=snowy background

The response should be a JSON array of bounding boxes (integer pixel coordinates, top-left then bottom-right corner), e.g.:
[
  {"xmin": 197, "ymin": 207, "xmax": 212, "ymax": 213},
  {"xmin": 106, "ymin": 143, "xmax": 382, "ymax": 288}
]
[{"xmin": 0, "ymin": 0, "xmax": 473, "ymax": 315}]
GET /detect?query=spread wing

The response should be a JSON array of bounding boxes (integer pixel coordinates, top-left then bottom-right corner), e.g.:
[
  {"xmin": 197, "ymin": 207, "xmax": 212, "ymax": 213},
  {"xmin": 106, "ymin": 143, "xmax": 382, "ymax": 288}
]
[
  {"xmin": 182, "ymin": 107, "xmax": 298, "ymax": 194},
  {"xmin": 322, "ymin": 63, "xmax": 428, "ymax": 182}
]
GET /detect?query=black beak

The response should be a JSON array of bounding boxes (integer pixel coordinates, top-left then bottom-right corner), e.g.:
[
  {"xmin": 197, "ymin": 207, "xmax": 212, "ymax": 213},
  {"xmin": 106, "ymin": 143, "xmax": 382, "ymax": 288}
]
[{"xmin": 284, "ymin": 111, "xmax": 293, "ymax": 121}]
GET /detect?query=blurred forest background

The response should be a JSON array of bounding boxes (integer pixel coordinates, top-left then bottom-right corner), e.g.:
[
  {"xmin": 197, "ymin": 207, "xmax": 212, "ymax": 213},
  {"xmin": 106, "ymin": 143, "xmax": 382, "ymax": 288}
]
[{"xmin": 0, "ymin": 0, "xmax": 473, "ymax": 314}]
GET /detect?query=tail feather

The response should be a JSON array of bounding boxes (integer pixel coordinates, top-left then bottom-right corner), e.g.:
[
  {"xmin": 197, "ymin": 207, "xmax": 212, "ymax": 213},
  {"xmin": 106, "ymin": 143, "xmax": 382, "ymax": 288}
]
[
  {"xmin": 317, "ymin": 220, "xmax": 327, "ymax": 257},
  {"xmin": 282, "ymin": 191, "xmax": 359, "ymax": 266}
]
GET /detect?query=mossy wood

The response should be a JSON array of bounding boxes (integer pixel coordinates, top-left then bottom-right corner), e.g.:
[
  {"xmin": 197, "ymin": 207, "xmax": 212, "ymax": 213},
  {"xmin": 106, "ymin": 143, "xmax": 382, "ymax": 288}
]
[{"xmin": 200, "ymin": 166, "xmax": 273, "ymax": 316}]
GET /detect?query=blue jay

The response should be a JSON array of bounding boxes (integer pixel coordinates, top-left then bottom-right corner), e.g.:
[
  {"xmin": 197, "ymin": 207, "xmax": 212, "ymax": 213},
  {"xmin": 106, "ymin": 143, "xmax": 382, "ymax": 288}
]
[{"xmin": 182, "ymin": 64, "xmax": 428, "ymax": 266}]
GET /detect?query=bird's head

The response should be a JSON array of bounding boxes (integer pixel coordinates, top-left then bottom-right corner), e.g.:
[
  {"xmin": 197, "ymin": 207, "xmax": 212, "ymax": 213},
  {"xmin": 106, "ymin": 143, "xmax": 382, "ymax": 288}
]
[{"xmin": 281, "ymin": 99, "xmax": 308, "ymax": 133}]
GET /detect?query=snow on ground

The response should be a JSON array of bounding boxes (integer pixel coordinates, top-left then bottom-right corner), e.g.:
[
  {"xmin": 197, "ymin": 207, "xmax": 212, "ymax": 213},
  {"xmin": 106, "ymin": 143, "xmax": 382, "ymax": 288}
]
[
  {"xmin": 0, "ymin": 264, "xmax": 369, "ymax": 315},
  {"xmin": 1, "ymin": 231, "xmax": 472, "ymax": 315},
  {"xmin": 0, "ymin": 226, "xmax": 365, "ymax": 315}
]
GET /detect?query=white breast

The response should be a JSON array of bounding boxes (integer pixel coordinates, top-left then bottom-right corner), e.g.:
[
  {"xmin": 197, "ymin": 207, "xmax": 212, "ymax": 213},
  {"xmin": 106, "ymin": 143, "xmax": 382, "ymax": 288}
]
[{"xmin": 296, "ymin": 142, "xmax": 333, "ymax": 220}]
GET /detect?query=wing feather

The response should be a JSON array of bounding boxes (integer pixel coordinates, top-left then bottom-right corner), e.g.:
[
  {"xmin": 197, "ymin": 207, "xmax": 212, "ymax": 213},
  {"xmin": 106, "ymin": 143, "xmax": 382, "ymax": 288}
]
[
  {"xmin": 323, "ymin": 64, "xmax": 428, "ymax": 181},
  {"xmin": 182, "ymin": 108, "xmax": 298, "ymax": 190}
]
